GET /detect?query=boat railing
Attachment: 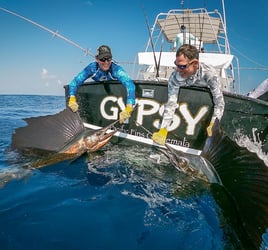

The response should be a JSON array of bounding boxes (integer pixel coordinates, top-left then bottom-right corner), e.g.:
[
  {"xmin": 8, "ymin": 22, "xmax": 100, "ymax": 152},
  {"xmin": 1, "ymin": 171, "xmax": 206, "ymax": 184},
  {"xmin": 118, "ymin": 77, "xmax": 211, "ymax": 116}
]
[
  {"xmin": 145, "ymin": 8, "xmax": 230, "ymax": 54},
  {"xmin": 136, "ymin": 7, "xmax": 240, "ymax": 93}
]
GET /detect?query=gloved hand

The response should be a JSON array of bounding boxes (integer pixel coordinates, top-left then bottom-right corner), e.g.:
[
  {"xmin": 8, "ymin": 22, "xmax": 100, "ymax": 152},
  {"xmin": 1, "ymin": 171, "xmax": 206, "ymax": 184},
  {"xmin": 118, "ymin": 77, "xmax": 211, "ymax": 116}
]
[
  {"xmin": 206, "ymin": 121, "xmax": 214, "ymax": 137},
  {"xmin": 119, "ymin": 104, "xmax": 133, "ymax": 123},
  {"xmin": 152, "ymin": 128, "xmax": 168, "ymax": 145},
  {"xmin": 68, "ymin": 95, "xmax": 79, "ymax": 112}
]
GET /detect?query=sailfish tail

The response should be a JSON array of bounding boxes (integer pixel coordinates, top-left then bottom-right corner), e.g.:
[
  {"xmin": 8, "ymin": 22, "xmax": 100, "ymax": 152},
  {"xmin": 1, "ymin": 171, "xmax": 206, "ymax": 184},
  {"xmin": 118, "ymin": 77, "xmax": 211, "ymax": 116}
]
[{"xmin": 201, "ymin": 119, "xmax": 268, "ymax": 249}]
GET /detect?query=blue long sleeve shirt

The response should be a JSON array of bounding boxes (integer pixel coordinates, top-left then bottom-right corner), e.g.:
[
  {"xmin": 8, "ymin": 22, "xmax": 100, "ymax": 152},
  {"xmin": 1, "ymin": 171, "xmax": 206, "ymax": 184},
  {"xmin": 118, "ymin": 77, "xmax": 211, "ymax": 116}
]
[{"xmin": 68, "ymin": 61, "xmax": 136, "ymax": 105}]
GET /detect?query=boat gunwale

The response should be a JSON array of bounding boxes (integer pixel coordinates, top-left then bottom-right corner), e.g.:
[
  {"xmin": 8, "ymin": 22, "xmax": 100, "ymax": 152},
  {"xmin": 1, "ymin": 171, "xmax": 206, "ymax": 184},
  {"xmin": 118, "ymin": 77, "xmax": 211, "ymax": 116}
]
[{"xmin": 67, "ymin": 80, "xmax": 268, "ymax": 107}]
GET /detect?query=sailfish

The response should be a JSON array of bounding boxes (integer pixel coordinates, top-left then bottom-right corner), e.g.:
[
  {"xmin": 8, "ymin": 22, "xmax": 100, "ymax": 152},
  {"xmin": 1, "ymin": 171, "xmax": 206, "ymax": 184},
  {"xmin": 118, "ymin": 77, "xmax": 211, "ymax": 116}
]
[
  {"xmin": 162, "ymin": 119, "xmax": 268, "ymax": 249},
  {"xmin": 11, "ymin": 108, "xmax": 116, "ymax": 168}
]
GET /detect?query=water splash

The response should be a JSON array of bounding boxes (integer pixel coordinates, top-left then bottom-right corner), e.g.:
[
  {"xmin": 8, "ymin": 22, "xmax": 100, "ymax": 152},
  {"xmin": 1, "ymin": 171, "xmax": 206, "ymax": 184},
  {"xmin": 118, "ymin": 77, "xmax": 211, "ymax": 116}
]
[
  {"xmin": 0, "ymin": 165, "xmax": 32, "ymax": 188},
  {"xmin": 234, "ymin": 128, "xmax": 268, "ymax": 166},
  {"xmin": 86, "ymin": 144, "xmax": 211, "ymax": 208}
]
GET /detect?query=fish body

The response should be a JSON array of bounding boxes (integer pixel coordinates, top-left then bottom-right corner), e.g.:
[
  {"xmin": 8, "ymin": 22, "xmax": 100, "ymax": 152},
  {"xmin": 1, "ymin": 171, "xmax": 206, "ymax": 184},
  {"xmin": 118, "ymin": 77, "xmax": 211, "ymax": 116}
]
[
  {"xmin": 58, "ymin": 127, "xmax": 116, "ymax": 155},
  {"xmin": 158, "ymin": 143, "xmax": 221, "ymax": 184},
  {"xmin": 11, "ymin": 108, "xmax": 116, "ymax": 168}
]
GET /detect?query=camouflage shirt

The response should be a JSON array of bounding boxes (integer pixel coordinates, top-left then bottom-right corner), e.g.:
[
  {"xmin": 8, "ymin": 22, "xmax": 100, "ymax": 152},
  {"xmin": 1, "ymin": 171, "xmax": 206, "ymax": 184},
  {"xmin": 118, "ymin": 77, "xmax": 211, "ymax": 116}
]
[{"xmin": 161, "ymin": 62, "xmax": 225, "ymax": 128}]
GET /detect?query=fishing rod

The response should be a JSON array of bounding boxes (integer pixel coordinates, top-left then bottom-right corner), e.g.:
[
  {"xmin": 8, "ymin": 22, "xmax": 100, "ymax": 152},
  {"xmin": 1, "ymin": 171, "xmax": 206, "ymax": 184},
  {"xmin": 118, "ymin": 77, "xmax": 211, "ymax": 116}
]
[
  {"xmin": 0, "ymin": 6, "xmax": 94, "ymax": 57},
  {"xmin": 141, "ymin": 5, "xmax": 160, "ymax": 78}
]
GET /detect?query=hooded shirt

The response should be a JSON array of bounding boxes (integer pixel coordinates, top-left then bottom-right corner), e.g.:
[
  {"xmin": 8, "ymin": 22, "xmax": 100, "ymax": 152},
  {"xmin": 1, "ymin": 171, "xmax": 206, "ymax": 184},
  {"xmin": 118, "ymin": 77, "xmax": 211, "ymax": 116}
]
[
  {"xmin": 68, "ymin": 61, "xmax": 136, "ymax": 105},
  {"xmin": 161, "ymin": 62, "xmax": 225, "ymax": 128}
]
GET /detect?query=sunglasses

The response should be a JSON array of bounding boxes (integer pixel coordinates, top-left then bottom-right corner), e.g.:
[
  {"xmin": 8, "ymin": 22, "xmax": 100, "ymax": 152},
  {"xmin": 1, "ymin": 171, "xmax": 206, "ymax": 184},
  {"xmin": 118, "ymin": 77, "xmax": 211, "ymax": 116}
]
[
  {"xmin": 174, "ymin": 61, "xmax": 193, "ymax": 70},
  {"xmin": 99, "ymin": 57, "xmax": 112, "ymax": 62}
]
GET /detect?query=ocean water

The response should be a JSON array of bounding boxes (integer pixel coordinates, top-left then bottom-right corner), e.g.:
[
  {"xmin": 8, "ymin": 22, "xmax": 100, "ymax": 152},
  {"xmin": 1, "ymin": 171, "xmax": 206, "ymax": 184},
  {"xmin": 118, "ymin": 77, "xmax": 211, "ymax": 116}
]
[{"xmin": 0, "ymin": 95, "xmax": 239, "ymax": 250}]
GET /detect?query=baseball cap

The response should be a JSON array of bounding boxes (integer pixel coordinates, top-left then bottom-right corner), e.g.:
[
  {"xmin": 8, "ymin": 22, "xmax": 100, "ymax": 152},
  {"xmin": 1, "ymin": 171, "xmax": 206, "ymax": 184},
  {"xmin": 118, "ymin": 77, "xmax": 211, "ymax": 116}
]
[{"xmin": 96, "ymin": 45, "xmax": 112, "ymax": 59}]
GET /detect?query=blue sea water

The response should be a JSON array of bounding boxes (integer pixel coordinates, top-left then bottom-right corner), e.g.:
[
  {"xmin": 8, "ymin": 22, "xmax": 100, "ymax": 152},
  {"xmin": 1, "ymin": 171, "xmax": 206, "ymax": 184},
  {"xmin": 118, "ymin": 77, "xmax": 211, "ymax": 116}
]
[{"xmin": 0, "ymin": 95, "xmax": 239, "ymax": 250}]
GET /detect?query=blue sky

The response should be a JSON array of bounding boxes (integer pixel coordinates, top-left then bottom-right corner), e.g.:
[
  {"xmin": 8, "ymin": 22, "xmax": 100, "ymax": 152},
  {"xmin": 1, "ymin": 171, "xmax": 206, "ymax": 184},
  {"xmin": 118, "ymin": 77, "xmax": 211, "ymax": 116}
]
[{"xmin": 0, "ymin": 0, "xmax": 267, "ymax": 96}]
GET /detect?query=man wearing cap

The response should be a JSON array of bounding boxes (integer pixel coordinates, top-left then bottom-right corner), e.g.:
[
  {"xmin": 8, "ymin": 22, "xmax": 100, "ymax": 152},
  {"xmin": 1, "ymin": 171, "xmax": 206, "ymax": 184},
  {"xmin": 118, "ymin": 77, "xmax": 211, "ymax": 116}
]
[{"xmin": 68, "ymin": 45, "xmax": 136, "ymax": 123}]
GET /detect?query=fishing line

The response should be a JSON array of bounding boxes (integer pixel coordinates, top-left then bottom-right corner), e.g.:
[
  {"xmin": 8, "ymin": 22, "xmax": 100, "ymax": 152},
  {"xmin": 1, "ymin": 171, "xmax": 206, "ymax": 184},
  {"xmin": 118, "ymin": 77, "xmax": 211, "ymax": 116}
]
[
  {"xmin": 135, "ymin": 121, "xmax": 153, "ymax": 136},
  {"xmin": 0, "ymin": 6, "xmax": 93, "ymax": 57},
  {"xmin": 135, "ymin": 121, "xmax": 184, "ymax": 141}
]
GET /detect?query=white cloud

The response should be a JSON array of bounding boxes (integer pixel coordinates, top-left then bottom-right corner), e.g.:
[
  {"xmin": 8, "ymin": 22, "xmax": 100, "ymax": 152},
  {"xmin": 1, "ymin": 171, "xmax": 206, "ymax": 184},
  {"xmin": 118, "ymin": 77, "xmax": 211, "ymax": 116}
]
[
  {"xmin": 85, "ymin": 1, "xmax": 93, "ymax": 6},
  {"xmin": 41, "ymin": 68, "xmax": 56, "ymax": 79},
  {"xmin": 40, "ymin": 68, "xmax": 63, "ymax": 90}
]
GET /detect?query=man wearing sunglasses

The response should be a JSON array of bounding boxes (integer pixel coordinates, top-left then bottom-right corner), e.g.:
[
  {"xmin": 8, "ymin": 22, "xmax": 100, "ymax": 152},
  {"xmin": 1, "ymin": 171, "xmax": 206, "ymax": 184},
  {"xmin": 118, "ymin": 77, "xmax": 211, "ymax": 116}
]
[
  {"xmin": 152, "ymin": 44, "xmax": 225, "ymax": 145},
  {"xmin": 68, "ymin": 45, "xmax": 136, "ymax": 123}
]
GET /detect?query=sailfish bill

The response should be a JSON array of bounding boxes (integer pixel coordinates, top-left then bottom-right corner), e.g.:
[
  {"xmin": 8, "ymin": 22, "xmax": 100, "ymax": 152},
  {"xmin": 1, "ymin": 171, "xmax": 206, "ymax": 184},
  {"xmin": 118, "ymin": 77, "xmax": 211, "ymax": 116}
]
[
  {"xmin": 163, "ymin": 119, "xmax": 268, "ymax": 249},
  {"xmin": 11, "ymin": 108, "xmax": 116, "ymax": 168}
]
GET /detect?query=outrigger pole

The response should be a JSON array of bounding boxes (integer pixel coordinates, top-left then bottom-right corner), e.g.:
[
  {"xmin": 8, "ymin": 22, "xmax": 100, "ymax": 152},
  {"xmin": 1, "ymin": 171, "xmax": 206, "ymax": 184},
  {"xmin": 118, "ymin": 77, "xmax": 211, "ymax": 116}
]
[
  {"xmin": 142, "ymin": 5, "xmax": 160, "ymax": 78},
  {"xmin": 0, "ymin": 7, "xmax": 94, "ymax": 57}
]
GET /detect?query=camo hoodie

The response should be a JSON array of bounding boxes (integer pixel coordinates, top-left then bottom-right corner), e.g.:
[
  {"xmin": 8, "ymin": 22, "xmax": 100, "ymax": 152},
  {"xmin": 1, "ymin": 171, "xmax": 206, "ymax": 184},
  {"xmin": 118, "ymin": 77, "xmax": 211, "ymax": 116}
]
[
  {"xmin": 68, "ymin": 61, "xmax": 136, "ymax": 105},
  {"xmin": 161, "ymin": 62, "xmax": 225, "ymax": 128}
]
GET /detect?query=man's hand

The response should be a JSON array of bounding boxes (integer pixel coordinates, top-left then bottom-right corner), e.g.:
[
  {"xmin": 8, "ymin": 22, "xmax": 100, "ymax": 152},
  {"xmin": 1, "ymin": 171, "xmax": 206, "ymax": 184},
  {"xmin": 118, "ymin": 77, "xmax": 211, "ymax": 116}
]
[
  {"xmin": 152, "ymin": 128, "xmax": 168, "ymax": 145},
  {"xmin": 206, "ymin": 122, "xmax": 214, "ymax": 137},
  {"xmin": 68, "ymin": 95, "xmax": 79, "ymax": 112},
  {"xmin": 119, "ymin": 104, "xmax": 133, "ymax": 123}
]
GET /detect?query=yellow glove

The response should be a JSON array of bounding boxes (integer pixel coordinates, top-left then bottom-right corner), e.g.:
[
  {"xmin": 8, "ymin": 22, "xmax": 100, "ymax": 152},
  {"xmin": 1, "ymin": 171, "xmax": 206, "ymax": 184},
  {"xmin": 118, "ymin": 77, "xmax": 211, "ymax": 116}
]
[
  {"xmin": 68, "ymin": 95, "xmax": 79, "ymax": 112},
  {"xmin": 152, "ymin": 128, "xmax": 168, "ymax": 145},
  {"xmin": 119, "ymin": 104, "xmax": 133, "ymax": 123},
  {"xmin": 206, "ymin": 121, "xmax": 214, "ymax": 137}
]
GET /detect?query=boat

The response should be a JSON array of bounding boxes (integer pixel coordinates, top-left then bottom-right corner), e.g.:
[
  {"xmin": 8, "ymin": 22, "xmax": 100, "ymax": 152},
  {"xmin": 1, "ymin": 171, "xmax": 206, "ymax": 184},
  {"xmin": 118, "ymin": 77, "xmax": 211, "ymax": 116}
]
[
  {"xmin": 247, "ymin": 78, "xmax": 268, "ymax": 102},
  {"xmin": 64, "ymin": 2, "xmax": 268, "ymax": 156}
]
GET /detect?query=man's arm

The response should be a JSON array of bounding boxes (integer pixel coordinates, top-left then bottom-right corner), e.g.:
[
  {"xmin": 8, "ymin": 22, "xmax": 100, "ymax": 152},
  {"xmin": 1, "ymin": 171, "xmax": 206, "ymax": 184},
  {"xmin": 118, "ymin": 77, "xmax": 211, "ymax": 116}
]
[
  {"xmin": 112, "ymin": 64, "xmax": 136, "ymax": 105},
  {"xmin": 68, "ymin": 62, "xmax": 96, "ymax": 96}
]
